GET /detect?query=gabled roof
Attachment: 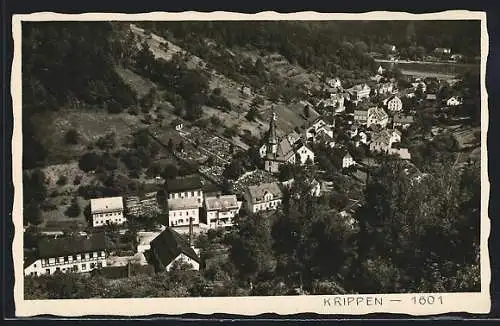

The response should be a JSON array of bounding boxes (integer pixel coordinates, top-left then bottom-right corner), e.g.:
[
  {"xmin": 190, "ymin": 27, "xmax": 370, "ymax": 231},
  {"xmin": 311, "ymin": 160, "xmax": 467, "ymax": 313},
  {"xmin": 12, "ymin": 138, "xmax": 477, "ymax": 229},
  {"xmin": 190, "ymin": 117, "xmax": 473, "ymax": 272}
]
[
  {"xmin": 247, "ymin": 182, "xmax": 283, "ymax": 204},
  {"xmin": 150, "ymin": 228, "xmax": 200, "ymax": 268},
  {"xmin": 168, "ymin": 197, "xmax": 199, "ymax": 210},
  {"xmin": 368, "ymin": 107, "xmax": 388, "ymax": 120},
  {"xmin": 37, "ymin": 233, "xmax": 110, "ymax": 259},
  {"xmin": 90, "ymin": 197, "xmax": 123, "ymax": 214},
  {"xmin": 205, "ymin": 194, "xmax": 239, "ymax": 211},
  {"xmin": 165, "ymin": 175, "xmax": 202, "ymax": 193}
]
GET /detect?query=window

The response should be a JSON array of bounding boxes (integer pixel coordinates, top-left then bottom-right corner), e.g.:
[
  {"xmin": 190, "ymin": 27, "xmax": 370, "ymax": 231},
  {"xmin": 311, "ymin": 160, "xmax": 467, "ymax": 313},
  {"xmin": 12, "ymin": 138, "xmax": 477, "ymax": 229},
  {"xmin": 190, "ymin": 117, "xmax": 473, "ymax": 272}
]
[
  {"xmin": 97, "ymin": 262, "xmax": 102, "ymax": 268},
  {"xmin": 191, "ymin": 191, "xmax": 194, "ymax": 197},
  {"xmin": 34, "ymin": 264, "xmax": 36, "ymax": 268},
  {"xmin": 56, "ymin": 267, "xmax": 60, "ymax": 272},
  {"xmin": 73, "ymin": 265, "xmax": 78, "ymax": 272},
  {"xmin": 81, "ymin": 264, "xmax": 86, "ymax": 270},
  {"xmin": 90, "ymin": 263, "xmax": 95, "ymax": 269},
  {"xmin": 73, "ymin": 255, "xmax": 77, "ymax": 261},
  {"xmin": 64, "ymin": 256, "xmax": 69, "ymax": 262},
  {"xmin": 34, "ymin": 272, "xmax": 37, "ymax": 276},
  {"xmin": 46, "ymin": 269, "xmax": 50, "ymax": 274}
]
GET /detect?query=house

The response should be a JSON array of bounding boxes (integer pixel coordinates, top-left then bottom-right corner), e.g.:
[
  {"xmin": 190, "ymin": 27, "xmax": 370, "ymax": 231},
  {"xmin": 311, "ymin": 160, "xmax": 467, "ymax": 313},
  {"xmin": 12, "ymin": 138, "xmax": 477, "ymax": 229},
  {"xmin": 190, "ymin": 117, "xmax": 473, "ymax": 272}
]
[
  {"xmin": 388, "ymin": 147, "xmax": 412, "ymax": 160},
  {"xmin": 24, "ymin": 233, "xmax": 109, "ymax": 277},
  {"xmin": 376, "ymin": 82, "xmax": 395, "ymax": 95},
  {"xmin": 377, "ymin": 65, "xmax": 384, "ymax": 75},
  {"xmin": 172, "ymin": 119, "xmax": 183, "ymax": 131},
  {"xmin": 240, "ymin": 85, "xmax": 252, "ymax": 96},
  {"xmin": 342, "ymin": 152, "xmax": 356, "ymax": 169},
  {"xmin": 354, "ymin": 109, "xmax": 369, "ymax": 125},
  {"xmin": 412, "ymin": 81, "xmax": 427, "ymax": 93},
  {"xmin": 347, "ymin": 84, "xmax": 371, "ymax": 102},
  {"xmin": 327, "ymin": 77, "xmax": 342, "ymax": 89},
  {"xmin": 260, "ymin": 111, "xmax": 314, "ymax": 173},
  {"xmin": 367, "ymin": 107, "xmax": 389, "ymax": 128},
  {"xmin": 306, "ymin": 118, "xmax": 334, "ymax": 142},
  {"xmin": 426, "ymin": 93, "xmax": 437, "ymax": 101},
  {"xmin": 281, "ymin": 178, "xmax": 321, "ymax": 197},
  {"xmin": 434, "ymin": 47, "xmax": 452, "ymax": 57},
  {"xmin": 393, "ymin": 114, "xmax": 415, "ymax": 129},
  {"xmin": 244, "ymin": 182, "xmax": 283, "ymax": 214},
  {"xmin": 370, "ymin": 129, "xmax": 402, "ymax": 153},
  {"xmin": 149, "ymin": 228, "xmax": 200, "ymax": 272},
  {"xmin": 385, "ymin": 95, "xmax": 403, "ymax": 112},
  {"xmin": 202, "ymin": 194, "xmax": 241, "ymax": 228},
  {"xmin": 165, "ymin": 175, "xmax": 203, "ymax": 207},
  {"xmin": 90, "ymin": 197, "xmax": 125, "ymax": 228},
  {"xmin": 447, "ymin": 96, "xmax": 463, "ymax": 106},
  {"xmin": 167, "ymin": 197, "xmax": 200, "ymax": 228},
  {"xmin": 358, "ymin": 131, "xmax": 369, "ymax": 145}
]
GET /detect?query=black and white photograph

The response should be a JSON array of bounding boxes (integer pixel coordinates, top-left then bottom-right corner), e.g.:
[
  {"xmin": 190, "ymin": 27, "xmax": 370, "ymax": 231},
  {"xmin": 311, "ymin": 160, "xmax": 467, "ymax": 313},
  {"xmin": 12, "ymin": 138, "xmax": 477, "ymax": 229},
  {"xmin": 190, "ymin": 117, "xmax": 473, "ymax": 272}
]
[{"xmin": 12, "ymin": 11, "xmax": 490, "ymax": 316}]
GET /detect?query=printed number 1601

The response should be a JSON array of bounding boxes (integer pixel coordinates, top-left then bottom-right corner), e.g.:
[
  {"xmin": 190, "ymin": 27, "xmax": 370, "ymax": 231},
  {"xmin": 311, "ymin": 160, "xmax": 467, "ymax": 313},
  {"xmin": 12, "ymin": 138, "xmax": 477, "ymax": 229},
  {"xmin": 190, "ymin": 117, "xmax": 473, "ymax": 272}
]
[{"xmin": 411, "ymin": 296, "xmax": 443, "ymax": 305}]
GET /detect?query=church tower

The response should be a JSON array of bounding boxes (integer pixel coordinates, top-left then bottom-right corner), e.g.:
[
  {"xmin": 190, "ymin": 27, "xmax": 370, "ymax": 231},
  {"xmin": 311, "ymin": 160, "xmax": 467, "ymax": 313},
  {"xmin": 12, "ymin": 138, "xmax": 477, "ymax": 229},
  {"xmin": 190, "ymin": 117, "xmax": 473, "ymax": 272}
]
[{"xmin": 267, "ymin": 107, "xmax": 278, "ymax": 156}]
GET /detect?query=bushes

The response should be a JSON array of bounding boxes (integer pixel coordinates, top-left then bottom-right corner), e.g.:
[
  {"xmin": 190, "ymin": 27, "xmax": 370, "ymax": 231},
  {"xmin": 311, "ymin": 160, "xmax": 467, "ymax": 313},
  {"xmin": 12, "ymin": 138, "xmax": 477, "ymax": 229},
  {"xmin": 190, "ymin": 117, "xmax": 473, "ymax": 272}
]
[
  {"xmin": 65, "ymin": 129, "xmax": 80, "ymax": 145},
  {"xmin": 65, "ymin": 198, "xmax": 81, "ymax": 218},
  {"xmin": 56, "ymin": 175, "xmax": 68, "ymax": 186},
  {"xmin": 79, "ymin": 152, "xmax": 101, "ymax": 172}
]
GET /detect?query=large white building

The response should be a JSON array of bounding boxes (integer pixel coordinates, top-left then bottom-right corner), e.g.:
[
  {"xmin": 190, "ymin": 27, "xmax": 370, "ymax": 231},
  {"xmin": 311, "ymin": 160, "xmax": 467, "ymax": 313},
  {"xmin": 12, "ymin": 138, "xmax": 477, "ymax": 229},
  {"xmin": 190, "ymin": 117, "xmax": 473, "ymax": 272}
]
[
  {"xmin": 24, "ymin": 233, "xmax": 108, "ymax": 277},
  {"xmin": 244, "ymin": 182, "xmax": 283, "ymax": 214},
  {"xmin": 90, "ymin": 196, "xmax": 125, "ymax": 227},
  {"xmin": 167, "ymin": 197, "xmax": 200, "ymax": 228},
  {"xmin": 202, "ymin": 194, "xmax": 241, "ymax": 229},
  {"xmin": 165, "ymin": 175, "xmax": 203, "ymax": 208}
]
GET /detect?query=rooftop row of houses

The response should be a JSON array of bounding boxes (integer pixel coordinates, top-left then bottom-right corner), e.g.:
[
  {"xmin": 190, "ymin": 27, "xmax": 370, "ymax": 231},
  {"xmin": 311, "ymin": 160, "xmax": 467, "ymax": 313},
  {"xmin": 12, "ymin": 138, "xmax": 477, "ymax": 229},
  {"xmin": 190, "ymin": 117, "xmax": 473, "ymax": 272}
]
[{"xmin": 25, "ymin": 227, "xmax": 203, "ymax": 277}]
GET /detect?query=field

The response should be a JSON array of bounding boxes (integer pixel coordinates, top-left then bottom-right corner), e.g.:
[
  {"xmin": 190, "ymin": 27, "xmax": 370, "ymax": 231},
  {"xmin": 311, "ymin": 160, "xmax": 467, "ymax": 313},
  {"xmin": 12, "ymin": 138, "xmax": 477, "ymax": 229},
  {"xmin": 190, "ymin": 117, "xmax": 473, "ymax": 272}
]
[{"xmin": 30, "ymin": 109, "xmax": 144, "ymax": 164}]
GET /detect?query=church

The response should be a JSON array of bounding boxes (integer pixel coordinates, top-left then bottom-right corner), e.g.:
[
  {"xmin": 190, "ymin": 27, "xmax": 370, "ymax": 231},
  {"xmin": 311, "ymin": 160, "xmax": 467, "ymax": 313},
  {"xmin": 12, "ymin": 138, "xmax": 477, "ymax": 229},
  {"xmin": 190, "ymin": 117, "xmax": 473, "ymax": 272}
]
[{"xmin": 259, "ymin": 110, "xmax": 315, "ymax": 174}]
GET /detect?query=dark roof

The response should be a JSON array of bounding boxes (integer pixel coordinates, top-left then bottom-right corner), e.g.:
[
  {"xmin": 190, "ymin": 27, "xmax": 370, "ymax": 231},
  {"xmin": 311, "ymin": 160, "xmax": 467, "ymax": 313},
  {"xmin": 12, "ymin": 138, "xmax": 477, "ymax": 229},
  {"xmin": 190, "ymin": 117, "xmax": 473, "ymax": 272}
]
[
  {"xmin": 150, "ymin": 228, "xmax": 200, "ymax": 268},
  {"xmin": 37, "ymin": 233, "xmax": 110, "ymax": 258},
  {"xmin": 165, "ymin": 175, "xmax": 202, "ymax": 193}
]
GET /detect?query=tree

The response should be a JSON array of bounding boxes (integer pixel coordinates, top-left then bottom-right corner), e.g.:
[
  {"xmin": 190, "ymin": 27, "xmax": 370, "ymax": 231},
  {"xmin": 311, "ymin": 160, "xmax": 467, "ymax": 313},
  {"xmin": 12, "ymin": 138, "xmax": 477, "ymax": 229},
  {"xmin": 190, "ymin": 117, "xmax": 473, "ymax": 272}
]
[
  {"xmin": 303, "ymin": 105, "xmax": 310, "ymax": 119},
  {"xmin": 56, "ymin": 175, "xmax": 68, "ymax": 186},
  {"xmin": 65, "ymin": 129, "xmax": 80, "ymax": 145},
  {"xmin": 245, "ymin": 107, "xmax": 260, "ymax": 122},
  {"xmin": 230, "ymin": 213, "xmax": 277, "ymax": 282},
  {"xmin": 223, "ymin": 159, "xmax": 245, "ymax": 180},
  {"xmin": 79, "ymin": 152, "xmax": 101, "ymax": 172},
  {"xmin": 65, "ymin": 198, "xmax": 81, "ymax": 218}
]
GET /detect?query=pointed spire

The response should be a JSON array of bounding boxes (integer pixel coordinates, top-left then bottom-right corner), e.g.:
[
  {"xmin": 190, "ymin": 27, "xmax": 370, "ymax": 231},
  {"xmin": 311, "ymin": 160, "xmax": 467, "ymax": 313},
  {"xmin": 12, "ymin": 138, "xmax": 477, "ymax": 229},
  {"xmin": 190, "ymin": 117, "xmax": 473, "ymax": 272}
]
[{"xmin": 268, "ymin": 105, "xmax": 278, "ymax": 146}]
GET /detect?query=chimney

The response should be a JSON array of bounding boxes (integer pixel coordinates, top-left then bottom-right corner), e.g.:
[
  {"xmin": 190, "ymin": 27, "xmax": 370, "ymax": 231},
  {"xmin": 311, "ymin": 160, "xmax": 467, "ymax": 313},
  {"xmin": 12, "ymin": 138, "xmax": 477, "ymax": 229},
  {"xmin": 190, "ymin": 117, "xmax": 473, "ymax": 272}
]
[{"xmin": 188, "ymin": 217, "xmax": 193, "ymax": 247}]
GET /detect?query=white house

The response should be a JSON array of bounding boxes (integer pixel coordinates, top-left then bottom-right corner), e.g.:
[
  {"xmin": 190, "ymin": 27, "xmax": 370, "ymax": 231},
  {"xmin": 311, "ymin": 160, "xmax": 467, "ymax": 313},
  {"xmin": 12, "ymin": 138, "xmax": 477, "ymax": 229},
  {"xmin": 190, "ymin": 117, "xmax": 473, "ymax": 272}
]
[
  {"xmin": 203, "ymin": 194, "xmax": 241, "ymax": 228},
  {"xmin": 367, "ymin": 107, "xmax": 389, "ymax": 128},
  {"xmin": 24, "ymin": 233, "xmax": 108, "ymax": 277},
  {"xmin": 327, "ymin": 77, "xmax": 342, "ymax": 89},
  {"xmin": 167, "ymin": 197, "xmax": 200, "ymax": 228},
  {"xmin": 342, "ymin": 153, "xmax": 356, "ymax": 168},
  {"xmin": 347, "ymin": 84, "xmax": 371, "ymax": 102},
  {"xmin": 90, "ymin": 196, "xmax": 125, "ymax": 228},
  {"xmin": 447, "ymin": 96, "xmax": 463, "ymax": 106},
  {"xmin": 306, "ymin": 118, "xmax": 334, "ymax": 143},
  {"xmin": 172, "ymin": 119, "xmax": 184, "ymax": 131},
  {"xmin": 295, "ymin": 143, "xmax": 315, "ymax": 165},
  {"xmin": 244, "ymin": 182, "xmax": 283, "ymax": 214},
  {"xmin": 386, "ymin": 95, "xmax": 403, "ymax": 112},
  {"xmin": 150, "ymin": 228, "xmax": 200, "ymax": 272},
  {"xmin": 165, "ymin": 175, "xmax": 204, "ymax": 207}
]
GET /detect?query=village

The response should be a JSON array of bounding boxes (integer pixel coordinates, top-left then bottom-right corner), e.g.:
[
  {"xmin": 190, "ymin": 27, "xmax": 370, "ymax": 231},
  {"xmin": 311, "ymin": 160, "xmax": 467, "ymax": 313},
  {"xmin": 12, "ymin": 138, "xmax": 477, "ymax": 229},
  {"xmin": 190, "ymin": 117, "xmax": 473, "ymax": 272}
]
[
  {"xmin": 21, "ymin": 22, "xmax": 481, "ymax": 297},
  {"xmin": 23, "ymin": 59, "xmax": 480, "ymax": 280}
]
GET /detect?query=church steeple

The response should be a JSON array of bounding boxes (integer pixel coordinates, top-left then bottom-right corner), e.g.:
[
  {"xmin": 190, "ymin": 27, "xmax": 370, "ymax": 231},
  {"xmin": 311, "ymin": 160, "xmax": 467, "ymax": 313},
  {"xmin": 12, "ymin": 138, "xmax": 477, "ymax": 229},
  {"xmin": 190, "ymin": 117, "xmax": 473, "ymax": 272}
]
[{"xmin": 267, "ymin": 106, "xmax": 278, "ymax": 155}]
